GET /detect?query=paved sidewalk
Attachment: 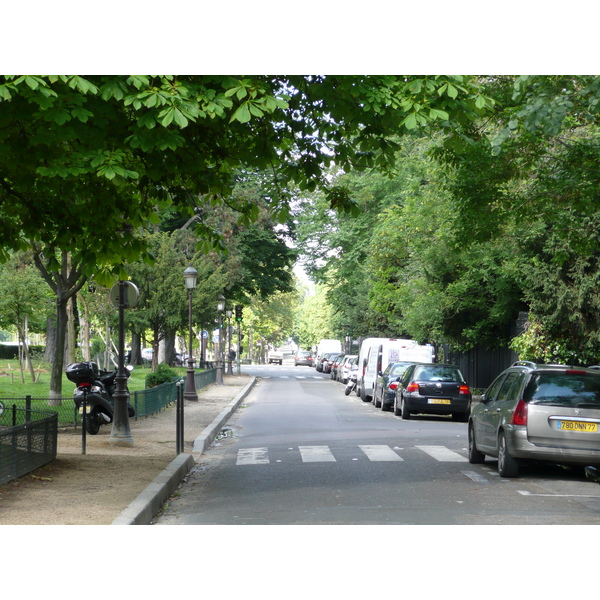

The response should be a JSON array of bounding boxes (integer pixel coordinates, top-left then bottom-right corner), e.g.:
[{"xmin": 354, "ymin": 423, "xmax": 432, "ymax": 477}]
[
  {"xmin": 0, "ymin": 375, "xmax": 256, "ymax": 526},
  {"xmin": 112, "ymin": 375, "xmax": 256, "ymax": 525}
]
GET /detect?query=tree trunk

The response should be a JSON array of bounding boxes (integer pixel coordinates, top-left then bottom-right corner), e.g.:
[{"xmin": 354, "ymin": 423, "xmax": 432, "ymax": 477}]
[
  {"xmin": 44, "ymin": 316, "xmax": 57, "ymax": 363},
  {"xmin": 164, "ymin": 331, "xmax": 176, "ymax": 366},
  {"xmin": 32, "ymin": 248, "xmax": 87, "ymax": 405},
  {"xmin": 78, "ymin": 291, "xmax": 91, "ymax": 361},
  {"xmin": 130, "ymin": 331, "xmax": 142, "ymax": 365},
  {"xmin": 48, "ymin": 297, "xmax": 68, "ymax": 405},
  {"xmin": 66, "ymin": 295, "xmax": 76, "ymax": 364}
]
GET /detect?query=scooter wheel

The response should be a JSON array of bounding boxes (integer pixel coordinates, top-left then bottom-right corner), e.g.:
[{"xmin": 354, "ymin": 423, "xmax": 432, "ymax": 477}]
[
  {"xmin": 85, "ymin": 408, "xmax": 102, "ymax": 435},
  {"xmin": 344, "ymin": 386, "xmax": 352, "ymax": 396}
]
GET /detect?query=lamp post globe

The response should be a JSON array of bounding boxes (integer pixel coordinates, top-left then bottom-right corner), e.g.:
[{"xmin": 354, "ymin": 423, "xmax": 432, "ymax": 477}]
[{"xmin": 183, "ymin": 266, "xmax": 199, "ymax": 402}]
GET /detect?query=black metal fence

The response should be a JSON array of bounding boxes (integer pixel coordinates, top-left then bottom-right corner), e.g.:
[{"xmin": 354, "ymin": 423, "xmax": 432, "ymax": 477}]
[
  {"xmin": 440, "ymin": 344, "xmax": 518, "ymax": 390},
  {"xmin": 0, "ymin": 368, "xmax": 217, "ymax": 484},
  {"xmin": 0, "ymin": 405, "xmax": 58, "ymax": 485},
  {"xmin": 1, "ymin": 368, "xmax": 219, "ymax": 428}
]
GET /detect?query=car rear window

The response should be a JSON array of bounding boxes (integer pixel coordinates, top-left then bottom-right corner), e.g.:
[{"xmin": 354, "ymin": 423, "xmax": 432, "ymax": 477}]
[
  {"xmin": 413, "ymin": 366, "xmax": 463, "ymax": 382},
  {"xmin": 524, "ymin": 372, "xmax": 600, "ymax": 407}
]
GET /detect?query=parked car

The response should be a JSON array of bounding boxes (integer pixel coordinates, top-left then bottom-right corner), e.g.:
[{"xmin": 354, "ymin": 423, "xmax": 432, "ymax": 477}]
[
  {"xmin": 469, "ymin": 361, "xmax": 600, "ymax": 477},
  {"xmin": 357, "ymin": 338, "xmax": 435, "ymax": 403},
  {"xmin": 323, "ymin": 353, "xmax": 342, "ymax": 375},
  {"xmin": 339, "ymin": 355, "xmax": 358, "ymax": 384},
  {"xmin": 294, "ymin": 351, "xmax": 313, "ymax": 367},
  {"xmin": 330, "ymin": 354, "xmax": 346, "ymax": 380},
  {"xmin": 316, "ymin": 353, "xmax": 331, "ymax": 373},
  {"xmin": 394, "ymin": 363, "xmax": 471, "ymax": 421},
  {"xmin": 373, "ymin": 362, "xmax": 414, "ymax": 411}
]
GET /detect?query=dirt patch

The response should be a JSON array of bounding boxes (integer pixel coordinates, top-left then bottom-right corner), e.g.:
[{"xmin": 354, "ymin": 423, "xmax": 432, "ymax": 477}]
[{"xmin": 0, "ymin": 375, "xmax": 251, "ymax": 525}]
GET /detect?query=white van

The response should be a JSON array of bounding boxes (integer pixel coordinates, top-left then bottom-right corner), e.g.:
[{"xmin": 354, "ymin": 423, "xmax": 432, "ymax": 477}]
[
  {"xmin": 316, "ymin": 339, "xmax": 342, "ymax": 361},
  {"xmin": 357, "ymin": 338, "xmax": 435, "ymax": 402}
]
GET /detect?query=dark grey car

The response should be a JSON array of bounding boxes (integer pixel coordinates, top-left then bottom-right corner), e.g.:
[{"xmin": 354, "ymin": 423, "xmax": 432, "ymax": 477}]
[
  {"xmin": 394, "ymin": 363, "xmax": 471, "ymax": 421},
  {"xmin": 373, "ymin": 362, "xmax": 413, "ymax": 411},
  {"xmin": 469, "ymin": 361, "xmax": 600, "ymax": 477}
]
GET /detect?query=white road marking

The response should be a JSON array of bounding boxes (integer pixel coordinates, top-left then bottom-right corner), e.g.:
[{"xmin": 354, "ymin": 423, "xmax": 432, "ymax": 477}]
[
  {"xmin": 461, "ymin": 470, "xmax": 490, "ymax": 484},
  {"xmin": 416, "ymin": 445, "xmax": 468, "ymax": 462},
  {"xmin": 236, "ymin": 448, "xmax": 269, "ymax": 465},
  {"xmin": 299, "ymin": 446, "xmax": 336, "ymax": 462},
  {"xmin": 518, "ymin": 490, "xmax": 600, "ymax": 498},
  {"xmin": 359, "ymin": 445, "xmax": 404, "ymax": 461}
]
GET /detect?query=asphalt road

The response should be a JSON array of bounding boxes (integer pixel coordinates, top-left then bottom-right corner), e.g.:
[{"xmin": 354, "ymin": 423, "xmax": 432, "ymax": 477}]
[{"xmin": 155, "ymin": 360, "xmax": 600, "ymax": 526}]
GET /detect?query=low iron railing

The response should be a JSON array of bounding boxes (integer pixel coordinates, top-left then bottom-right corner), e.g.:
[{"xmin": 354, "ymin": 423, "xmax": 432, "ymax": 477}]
[{"xmin": 0, "ymin": 405, "xmax": 58, "ymax": 485}]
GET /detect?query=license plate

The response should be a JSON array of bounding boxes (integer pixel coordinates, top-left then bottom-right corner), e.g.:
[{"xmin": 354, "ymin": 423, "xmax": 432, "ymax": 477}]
[
  {"xmin": 557, "ymin": 420, "xmax": 598, "ymax": 432},
  {"xmin": 428, "ymin": 398, "xmax": 451, "ymax": 405}
]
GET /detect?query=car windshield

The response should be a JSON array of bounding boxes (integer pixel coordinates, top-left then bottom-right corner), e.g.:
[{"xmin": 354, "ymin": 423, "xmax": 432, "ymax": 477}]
[
  {"xmin": 390, "ymin": 364, "xmax": 410, "ymax": 377},
  {"xmin": 525, "ymin": 372, "xmax": 600, "ymax": 407},
  {"xmin": 413, "ymin": 366, "xmax": 462, "ymax": 382}
]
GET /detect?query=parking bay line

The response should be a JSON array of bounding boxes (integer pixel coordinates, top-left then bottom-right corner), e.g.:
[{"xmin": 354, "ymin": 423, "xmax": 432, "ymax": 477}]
[{"xmin": 518, "ymin": 490, "xmax": 600, "ymax": 498}]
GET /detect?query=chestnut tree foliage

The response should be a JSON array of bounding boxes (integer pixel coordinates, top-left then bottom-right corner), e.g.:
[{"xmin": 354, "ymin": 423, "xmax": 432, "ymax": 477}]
[
  {"xmin": 0, "ymin": 75, "xmax": 492, "ymax": 396},
  {"xmin": 294, "ymin": 76, "xmax": 600, "ymax": 365}
]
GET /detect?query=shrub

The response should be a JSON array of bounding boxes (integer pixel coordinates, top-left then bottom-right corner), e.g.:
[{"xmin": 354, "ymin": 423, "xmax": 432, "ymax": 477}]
[{"xmin": 145, "ymin": 363, "xmax": 179, "ymax": 388}]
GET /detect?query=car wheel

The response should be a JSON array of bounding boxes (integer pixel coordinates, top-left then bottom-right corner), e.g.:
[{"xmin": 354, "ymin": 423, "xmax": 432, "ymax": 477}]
[
  {"xmin": 468, "ymin": 423, "xmax": 485, "ymax": 464},
  {"xmin": 381, "ymin": 398, "xmax": 391, "ymax": 412},
  {"xmin": 401, "ymin": 396, "xmax": 411, "ymax": 420},
  {"xmin": 498, "ymin": 431, "xmax": 519, "ymax": 477}
]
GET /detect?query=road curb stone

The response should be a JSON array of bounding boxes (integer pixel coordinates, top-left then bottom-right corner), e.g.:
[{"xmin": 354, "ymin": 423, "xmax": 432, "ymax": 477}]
[{"xmin": 111, "ymin": 376, "xmax": 256, "ymax": 525}]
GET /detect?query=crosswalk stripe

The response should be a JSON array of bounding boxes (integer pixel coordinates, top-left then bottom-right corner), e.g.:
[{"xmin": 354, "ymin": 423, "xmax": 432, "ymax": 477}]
[
  {"xmin": 236, "ymin": 448, "xmax": 269, "ymax": 465},
  {"xmin": 234, "ymin": 445, "xmax": 469, "ymax": 465},
  {"xmin": 299, "ymin": 445, "xmax": 336, "ymax": 462},
  {"xmin": 416, "ymin": 445, "xmax": 468, "ymax": 462},
  {"xmin": 359, "ymin": 445, "xmax": 404, "ymax": 461}
]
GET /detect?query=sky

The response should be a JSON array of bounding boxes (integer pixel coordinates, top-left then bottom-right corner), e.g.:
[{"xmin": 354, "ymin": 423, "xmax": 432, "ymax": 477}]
[{"xmin": 4, "ymin": 2, "xmax": 598, "ymax": 74}]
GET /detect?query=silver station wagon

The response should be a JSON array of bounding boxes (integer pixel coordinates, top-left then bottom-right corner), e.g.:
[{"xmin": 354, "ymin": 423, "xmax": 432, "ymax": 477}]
[{"xmin": 469, "ymin": 361, "xmax": 600, "ymax": 477}]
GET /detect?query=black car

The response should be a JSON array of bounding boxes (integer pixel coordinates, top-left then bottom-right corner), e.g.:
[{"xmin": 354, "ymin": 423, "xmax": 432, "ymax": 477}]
[
  {"xmin": 373, "ymin": 362, "xmax": 413, "ymax": 411},
  {"xmin": 394, "ymin": 363, "xmax": 471, "ymax": 421}
]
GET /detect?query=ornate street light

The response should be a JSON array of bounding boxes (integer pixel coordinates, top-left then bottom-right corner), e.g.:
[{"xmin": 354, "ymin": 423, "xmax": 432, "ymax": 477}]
[
  {"xmin": 216, "ymin": 295, "xmax": 226, "ymax": 384},
  {"xmin": 226, "ymin": 307, "xmax": 233, "ymax": 375},
  {"xmin": 183, "ymin": 266, "xmax": 198, "ymax": 401}
]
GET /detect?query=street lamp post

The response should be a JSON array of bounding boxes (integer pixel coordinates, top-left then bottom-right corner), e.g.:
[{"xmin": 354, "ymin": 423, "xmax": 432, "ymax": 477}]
[
  {"xmin": 216, "ymin": 295, "xmax": 226, "ymax": 385},
  {"xmin": 108, "ymin": 280, "xmax": 137, "ymax": 447},
  {"xmin": 226, "ymin": 308, "xmax": 233, "ymax": 375},
  {"xmin": 183, "ymin": 266, "xmax": 198, "ymax": 401}
]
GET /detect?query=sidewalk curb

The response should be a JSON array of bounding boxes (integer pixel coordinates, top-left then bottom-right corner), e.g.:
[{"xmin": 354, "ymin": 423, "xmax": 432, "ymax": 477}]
[{"xmin": 111, "ymin": 376, "xmax": 257, "ymax": 525}]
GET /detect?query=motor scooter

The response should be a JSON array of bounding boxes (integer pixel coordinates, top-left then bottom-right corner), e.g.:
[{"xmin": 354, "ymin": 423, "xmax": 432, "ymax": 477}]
[
  {"xmin": 344, "ymin": 372, "xmax": 358, "ymax": 396},
  {"xmin": 66, "ymin": 361, "xmax": 135, "ymax": 434}
]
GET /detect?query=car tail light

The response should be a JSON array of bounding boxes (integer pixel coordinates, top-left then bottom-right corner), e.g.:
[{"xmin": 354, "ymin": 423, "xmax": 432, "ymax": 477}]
[
  {"xmin": 511, "ymin": 399, "xmax": 528, "ymax": 426},
  {"xmin": 389, "ymin": 382, "xmax": 399, "ymax": 391},
  {"xmin": 459, "ymin": 385, "xmax": 470, "ymax": 395},
  {"xmin": 406, "ymin": 382, "xmax": 419, "ymax": 393}
]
